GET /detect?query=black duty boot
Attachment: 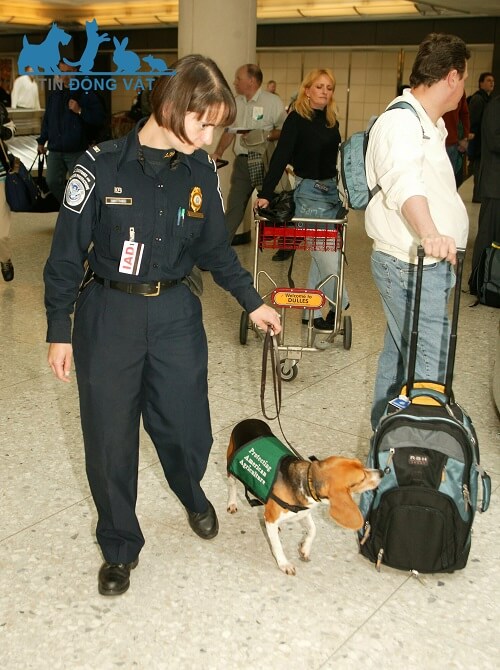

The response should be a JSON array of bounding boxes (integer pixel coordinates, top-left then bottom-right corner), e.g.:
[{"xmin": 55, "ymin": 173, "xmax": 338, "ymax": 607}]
[
  {"xmin": 98, "ymin": 558, "xmax": 139, "ymax": 596},
  {"xmin": 1, "ymin": 260, "xmax": 14, "ymax": 282}
]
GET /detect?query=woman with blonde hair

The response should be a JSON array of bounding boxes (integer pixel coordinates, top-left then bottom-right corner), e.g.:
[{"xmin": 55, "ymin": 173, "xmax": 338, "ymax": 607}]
[{"xmin": 256, "ymin": 68, "xmax": 348, "ymax": 329}]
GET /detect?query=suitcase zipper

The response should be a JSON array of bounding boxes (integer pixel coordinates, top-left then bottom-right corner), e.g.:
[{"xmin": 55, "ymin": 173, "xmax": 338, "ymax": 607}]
[
  {"xmin": 384, "ymin": 447, "xmax": 395, "ymax": 474},
  {"xmin": 360, "ymin": 520, "xmax": 371, "ymax": 545}
]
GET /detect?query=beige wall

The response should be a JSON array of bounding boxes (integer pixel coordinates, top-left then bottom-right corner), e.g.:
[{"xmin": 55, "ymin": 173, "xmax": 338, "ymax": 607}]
[{"xmin": 258, "ymin": 45, "xmax": 494, "ymax": 140}]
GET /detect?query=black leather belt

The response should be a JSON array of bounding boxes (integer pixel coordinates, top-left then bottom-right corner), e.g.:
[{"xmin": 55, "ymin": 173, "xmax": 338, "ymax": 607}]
[
  {"xmin": 93, "ymin": 274, "xmax": 182, "ymax": 296},
  {"xmin": 238, "ymin": 153, "xmax": 248, "ymax": 158}
]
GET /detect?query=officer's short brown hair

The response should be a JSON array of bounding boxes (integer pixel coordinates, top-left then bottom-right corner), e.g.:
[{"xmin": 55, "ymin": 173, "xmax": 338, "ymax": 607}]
[{"xmin": 151, "ymin": 54, "xmax": 236, "ymax": 143}]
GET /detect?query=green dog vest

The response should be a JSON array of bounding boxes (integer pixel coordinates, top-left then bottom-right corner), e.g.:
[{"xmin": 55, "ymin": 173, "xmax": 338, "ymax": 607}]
[{"xmin": 228, "ymin": 435, "xmax": 293, "ymax": 503}]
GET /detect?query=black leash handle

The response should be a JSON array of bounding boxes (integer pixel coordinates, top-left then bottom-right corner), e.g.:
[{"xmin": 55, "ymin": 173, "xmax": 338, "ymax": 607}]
[
  {"xmin": 260, "ymin": 328, "xmax": 305, "ymax": 460},
  {"xmin": 260, "ymin": 327, "xmax": 282, "ymax": 421}
]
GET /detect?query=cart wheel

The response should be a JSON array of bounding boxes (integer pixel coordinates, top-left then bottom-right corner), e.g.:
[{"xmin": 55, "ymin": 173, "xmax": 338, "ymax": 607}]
[
  {"xmin": 280, "ymin": 359, "xmax": 298, "ymax": 382},
  {"xmin": 343, "ymin": 315, "xmax": 352, "ymax": 350},
  {"xmin": 239, "ymin": 311, "xmax": 249, "ymax": 345}
]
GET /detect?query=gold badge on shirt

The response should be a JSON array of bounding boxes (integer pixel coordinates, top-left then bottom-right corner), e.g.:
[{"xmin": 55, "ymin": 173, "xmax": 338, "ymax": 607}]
[
  {"xmin": 188, "ymin": 186, "xmax": 204, "ymax": 218},
  {"xmin": 190, "ymin": 186, "xmax": 202, "ymax": 212}
]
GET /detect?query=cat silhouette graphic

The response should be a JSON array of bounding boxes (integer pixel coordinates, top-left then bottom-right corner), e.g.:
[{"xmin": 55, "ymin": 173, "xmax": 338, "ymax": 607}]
[{"xmin": 63, "ymin": 19, "xmax": 110, "ymax": 73}]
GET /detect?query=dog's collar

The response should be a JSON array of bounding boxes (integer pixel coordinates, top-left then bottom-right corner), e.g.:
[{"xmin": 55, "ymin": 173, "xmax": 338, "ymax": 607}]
[{"xmin": 306, "ymin": 462, "xmax": 322, "ymax": 503}]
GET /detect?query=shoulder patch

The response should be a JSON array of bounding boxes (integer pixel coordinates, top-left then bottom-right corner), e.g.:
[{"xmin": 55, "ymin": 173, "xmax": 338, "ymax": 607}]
[
  {"xmin": 191, "ymin": 149, "xmax": 215, "ymax": 172},
  {"xmin": 63, "ymin": 164, "xmax": 95, "ymax": 214},
  {"xmin": 91, "ymin": 138, "xmax": 124, "ymax": 156}
]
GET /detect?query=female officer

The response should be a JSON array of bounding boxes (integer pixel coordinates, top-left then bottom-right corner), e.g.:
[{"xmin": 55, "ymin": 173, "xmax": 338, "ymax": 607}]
[
  {"xmin": 255, "ymin": 68, "xmax": 349, "ymax": 330},
  {"xmin": 44, "ymin": 54, "xmax": 281, "ymax": 596}
]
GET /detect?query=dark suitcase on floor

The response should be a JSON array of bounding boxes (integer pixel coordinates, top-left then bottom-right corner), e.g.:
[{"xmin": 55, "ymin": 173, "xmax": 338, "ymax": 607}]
[{"xmin": 358, "ymin": 247, "xmax": 491, "ymax": 574}]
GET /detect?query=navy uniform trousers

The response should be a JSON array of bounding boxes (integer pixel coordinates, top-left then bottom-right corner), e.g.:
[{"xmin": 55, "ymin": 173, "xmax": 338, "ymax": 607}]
[{"xmin": 72, "ymin": 279, "xmax": 212, "ymax": 565}]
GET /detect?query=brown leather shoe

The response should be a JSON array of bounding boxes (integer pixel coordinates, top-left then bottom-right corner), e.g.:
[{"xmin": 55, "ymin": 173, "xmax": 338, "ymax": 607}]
[
  {"xmin": 186, "ymin": 501, "xmax": 219, "ymax": 539},
  {"xmin": 98, "ymin": 558, "xmax": 139, "ymax": 596}
]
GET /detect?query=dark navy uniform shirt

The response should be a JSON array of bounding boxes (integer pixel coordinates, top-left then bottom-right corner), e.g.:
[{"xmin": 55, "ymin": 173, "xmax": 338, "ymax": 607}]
[{"xmin": 44, "ymin": 121, "xmax": 263, "ymax": 343}]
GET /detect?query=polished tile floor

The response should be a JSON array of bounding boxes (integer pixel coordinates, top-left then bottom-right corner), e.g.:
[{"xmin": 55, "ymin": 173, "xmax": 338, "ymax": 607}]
[{"xmin": 1, "ymin": 178, "xmax": 498, "ymax": 670}]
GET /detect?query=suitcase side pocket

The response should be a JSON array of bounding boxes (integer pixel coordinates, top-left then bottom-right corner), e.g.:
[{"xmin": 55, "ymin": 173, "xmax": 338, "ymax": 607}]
[{"xmin": 369, "ymin": 487, "xmax": 470, "ymax": 573}]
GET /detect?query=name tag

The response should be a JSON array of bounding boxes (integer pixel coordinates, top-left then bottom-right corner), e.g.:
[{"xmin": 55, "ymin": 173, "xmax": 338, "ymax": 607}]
[
  {"xmin": 119, "ymin": 240, "xmax": 144, "ymax": 275},
  {"xmin": 105, "ymin": 196, "xmax": 133, "ymax": 205},
  {"xmin": 314, "ymin": 181, "xmax": 329, "ymax": 193},
  {"xmin": 252, "ymin": 106, "xmax": 264, "ymax": 121}
]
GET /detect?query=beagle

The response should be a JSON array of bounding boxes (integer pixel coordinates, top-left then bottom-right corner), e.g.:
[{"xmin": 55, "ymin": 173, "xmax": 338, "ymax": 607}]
[{"xmin": 227, "ymin": 419, "xmax": 382, "ymax": 575}]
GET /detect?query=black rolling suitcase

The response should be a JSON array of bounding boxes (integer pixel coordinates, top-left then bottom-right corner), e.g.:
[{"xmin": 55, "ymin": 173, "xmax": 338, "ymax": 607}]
[{"xmin": 358, "ymin": 247, "xmax": 491, "ymax": 573}]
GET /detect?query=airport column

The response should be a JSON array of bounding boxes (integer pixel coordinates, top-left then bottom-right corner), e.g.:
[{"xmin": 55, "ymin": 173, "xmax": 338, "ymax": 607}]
[{"xmin": 178, "ymin": 0, "xmax": 257, "ymax": 244}]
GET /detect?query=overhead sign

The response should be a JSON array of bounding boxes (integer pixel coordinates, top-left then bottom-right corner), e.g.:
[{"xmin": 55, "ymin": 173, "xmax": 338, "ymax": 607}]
[{"xmin": 18, "ymin": 19, "xmax": 175, "ymax": 92}]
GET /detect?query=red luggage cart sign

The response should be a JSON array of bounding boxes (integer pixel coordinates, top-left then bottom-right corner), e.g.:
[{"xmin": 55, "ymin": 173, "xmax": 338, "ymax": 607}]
[{"xmin": 271, "ymin": 288, "xmax": 325, "ymax": 309}]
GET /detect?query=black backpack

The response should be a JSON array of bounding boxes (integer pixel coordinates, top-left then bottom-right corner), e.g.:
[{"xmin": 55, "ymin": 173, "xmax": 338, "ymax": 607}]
[
  {"xmin": 471, "ymin": 243, "xmax": 500, "ymax": 308},
  {"xmin": 358, "ymin": 249, "xmax": 491, "ymax": 573}
]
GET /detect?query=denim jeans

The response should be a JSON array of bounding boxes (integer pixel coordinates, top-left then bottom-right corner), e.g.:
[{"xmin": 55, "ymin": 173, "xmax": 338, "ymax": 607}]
[
  {"xmin": 370, "ymin": 250, "xmax": 455, "ymax": 430},
  {"xmin": 294, "ymin": 177, "xmax": 349, "ymax": 318}
]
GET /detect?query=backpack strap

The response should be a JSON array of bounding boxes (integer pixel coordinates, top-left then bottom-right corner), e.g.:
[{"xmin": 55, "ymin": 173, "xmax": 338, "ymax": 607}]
[{"xmin": 368, "ymin": 101, "xmax": 428, "ymax": 200}]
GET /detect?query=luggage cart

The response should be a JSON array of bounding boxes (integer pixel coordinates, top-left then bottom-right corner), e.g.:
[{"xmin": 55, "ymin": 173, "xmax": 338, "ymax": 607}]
[{"xmin": 239, "ymin": 215, "xmax": 351, "ymax": 381}]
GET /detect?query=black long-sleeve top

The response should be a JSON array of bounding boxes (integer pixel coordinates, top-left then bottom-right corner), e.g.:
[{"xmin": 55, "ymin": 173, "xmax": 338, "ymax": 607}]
[{"xmin": 258, "ymin": 108, "xmax": 341, "ymax": 201}]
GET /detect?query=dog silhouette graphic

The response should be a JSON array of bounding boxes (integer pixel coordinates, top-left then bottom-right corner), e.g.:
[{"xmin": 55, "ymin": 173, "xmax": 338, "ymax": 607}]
[{"xmin": 18, "ymin": 23, "xmax": 72, "ymax": 74}]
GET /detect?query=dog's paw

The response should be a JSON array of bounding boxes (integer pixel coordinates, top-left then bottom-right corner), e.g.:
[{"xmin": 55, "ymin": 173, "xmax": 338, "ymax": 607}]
[
  {"xmin": 227, "ymin": 503, "xmax": 238, "ymax": 514},
  {"xmin": 298, "ymin": 542, "xmax": 311, "ymax": 562},
  {"xmin": 279, "ymin": 562, "xmax": 297, "ymax": 576}
]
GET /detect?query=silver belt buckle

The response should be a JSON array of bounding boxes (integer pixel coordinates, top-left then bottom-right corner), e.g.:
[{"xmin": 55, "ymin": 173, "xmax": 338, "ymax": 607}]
[{"xmin": 145, "ymin": 281, "xmax": 161, "ymax": 297}]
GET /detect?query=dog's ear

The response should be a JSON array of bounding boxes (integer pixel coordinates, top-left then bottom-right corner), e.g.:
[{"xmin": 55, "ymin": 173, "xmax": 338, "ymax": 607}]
[{"xmin": 328, "ymin": 492, "xmax": 363, "ymax": 530}]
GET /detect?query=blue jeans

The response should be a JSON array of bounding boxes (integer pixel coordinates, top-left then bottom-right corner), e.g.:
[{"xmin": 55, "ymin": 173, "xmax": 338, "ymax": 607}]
[
  {"xmin": 370, "ymin": 250, "xmax": 455, "ymax": 430},
  {"xmin": 294, "ymin": 177, "xmax": 349, "ymax": 318}
]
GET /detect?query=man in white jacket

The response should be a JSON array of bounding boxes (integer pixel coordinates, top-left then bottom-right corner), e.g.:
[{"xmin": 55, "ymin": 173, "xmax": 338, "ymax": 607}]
[
  {"xmin": 365, "ymin": 33, "xmax": 470, "ymax": 430},
  {"xmin": 11, "ymin": 67, "xmax": 41, "ymax": 110}
]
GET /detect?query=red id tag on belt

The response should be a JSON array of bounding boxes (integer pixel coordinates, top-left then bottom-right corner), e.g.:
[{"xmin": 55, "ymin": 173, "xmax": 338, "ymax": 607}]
[{"xmin": 119, "ymin": 240, "xmax": 144, "ymax": 275}]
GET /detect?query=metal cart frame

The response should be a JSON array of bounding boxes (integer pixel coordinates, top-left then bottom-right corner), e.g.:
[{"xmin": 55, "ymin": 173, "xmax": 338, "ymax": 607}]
[{"xmin": 239, "ymin": 215, "xmax": 351, "ymax": 381}]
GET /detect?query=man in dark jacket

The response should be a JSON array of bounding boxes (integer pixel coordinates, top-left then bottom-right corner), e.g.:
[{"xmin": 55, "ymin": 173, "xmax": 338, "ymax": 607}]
[
  {"xmin": 0, "ymin": 101, "xmax": 15, "ymax": 281},
  {"xmin": 37, "ymin": 62, "xmax": 106, "ymax": 203},
  {"xmin": 469, "ymin": 93, "xmax": 500, "ymax": 291},
  {"xmin": 467, "ymin": 71, "xmax": 494, "ymax": 202}
]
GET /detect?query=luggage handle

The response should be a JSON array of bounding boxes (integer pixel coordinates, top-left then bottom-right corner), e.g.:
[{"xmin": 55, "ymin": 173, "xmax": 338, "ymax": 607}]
[
  {"xmin": 406, "ymin": 246, "xmax": 466, "ymax": 401},
  {"xmin": 478, "ymin": 467, "xmax": 491, "ymax": 513},
  {"xmin": 407, "ymin": 387, "xmax": 448, "ymax": 406}
]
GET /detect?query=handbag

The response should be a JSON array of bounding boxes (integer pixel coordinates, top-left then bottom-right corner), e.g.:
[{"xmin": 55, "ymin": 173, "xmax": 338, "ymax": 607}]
[
  {"xmin": 32, "ymin": 155, "xmax": 60, "ymax": 213},
  {"xmin": 256, "ymin": 189, "xmax": 295, "ymax": 223},
  {"xmin": 0, "ymin": 140, "xmax": 38, "ymax": 212}
]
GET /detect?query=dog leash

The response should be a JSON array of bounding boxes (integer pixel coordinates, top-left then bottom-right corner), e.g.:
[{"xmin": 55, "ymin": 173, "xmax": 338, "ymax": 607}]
[{"xmin": 260, "ymin": 328, "xmax": 310, "ymax": 461}]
